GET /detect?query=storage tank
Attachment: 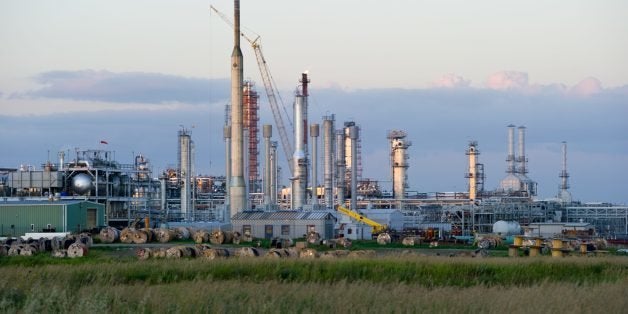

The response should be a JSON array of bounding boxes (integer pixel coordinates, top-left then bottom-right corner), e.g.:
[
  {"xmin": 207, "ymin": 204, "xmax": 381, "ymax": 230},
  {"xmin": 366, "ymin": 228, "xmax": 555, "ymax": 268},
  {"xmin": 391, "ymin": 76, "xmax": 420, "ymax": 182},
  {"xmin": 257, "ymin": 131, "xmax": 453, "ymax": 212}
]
[
  {"xmin": 492, "ymin": 220, "xmax": 521, "ymax": 235},
  {"xmin": 72, "ymin": 173, "xmax": 93, "ymax": 195}
]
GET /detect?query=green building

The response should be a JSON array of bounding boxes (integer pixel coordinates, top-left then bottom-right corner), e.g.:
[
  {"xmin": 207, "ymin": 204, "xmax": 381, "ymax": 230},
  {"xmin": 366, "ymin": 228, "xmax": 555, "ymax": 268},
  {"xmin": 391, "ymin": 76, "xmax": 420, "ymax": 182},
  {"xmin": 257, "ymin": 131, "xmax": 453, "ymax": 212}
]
[{"xmin": 0, "ymin": 200, "xmax": 105, "ymax": 236}]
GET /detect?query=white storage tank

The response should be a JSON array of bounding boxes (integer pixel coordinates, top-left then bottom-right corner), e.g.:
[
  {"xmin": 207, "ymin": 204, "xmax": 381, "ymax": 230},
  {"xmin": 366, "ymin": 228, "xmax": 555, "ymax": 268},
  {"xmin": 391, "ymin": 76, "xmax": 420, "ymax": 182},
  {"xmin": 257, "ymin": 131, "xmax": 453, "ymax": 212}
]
[{"xmin": 492, "ymin": 220, "xmax": 521, "ymax": 235}]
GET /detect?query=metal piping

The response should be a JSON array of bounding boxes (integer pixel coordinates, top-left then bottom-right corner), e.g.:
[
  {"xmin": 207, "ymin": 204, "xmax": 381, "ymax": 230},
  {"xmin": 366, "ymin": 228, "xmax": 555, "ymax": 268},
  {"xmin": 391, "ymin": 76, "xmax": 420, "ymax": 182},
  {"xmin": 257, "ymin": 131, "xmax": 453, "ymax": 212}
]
[
  {"xmin": 310, "ymin": 123, "xmax": 320, "ymax": 204},
  {"xmin": 349, "ymin": 126, "xmax": 358, "ymax": 210},
  {"xmin": 263, "ymin": 124, "xmax": 272, "ymax": 205},
  {"xmin": 229, "ymin": 0, "xmax": 246, "ymax": 216},
  {"xmin": 322, "ymin": 115, "xmax": 335, "ymax": 209}
]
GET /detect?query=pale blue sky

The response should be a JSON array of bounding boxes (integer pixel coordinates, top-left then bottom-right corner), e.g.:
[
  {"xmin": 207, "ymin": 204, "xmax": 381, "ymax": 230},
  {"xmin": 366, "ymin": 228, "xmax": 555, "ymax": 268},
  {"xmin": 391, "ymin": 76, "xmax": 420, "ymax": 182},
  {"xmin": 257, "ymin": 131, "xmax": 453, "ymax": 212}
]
[
  {"xmin": 1, "ymin": 1, "xmax": 627, "ymax": 203},
  {"xmin": 2, "ymin": 1, "xmax": 627, "ymax": 90}
]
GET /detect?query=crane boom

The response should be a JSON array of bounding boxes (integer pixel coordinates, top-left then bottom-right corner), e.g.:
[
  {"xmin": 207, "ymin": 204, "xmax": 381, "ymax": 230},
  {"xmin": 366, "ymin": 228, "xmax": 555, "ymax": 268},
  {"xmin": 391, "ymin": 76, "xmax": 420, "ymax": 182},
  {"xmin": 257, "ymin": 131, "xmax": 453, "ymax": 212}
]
[
  {"xmin": 336, "ymin": 205, "xmax": 388, "ymax": 234},
  {"xmin": 210, "ymin": 5, "xmax": 294, "ymax": 175}
]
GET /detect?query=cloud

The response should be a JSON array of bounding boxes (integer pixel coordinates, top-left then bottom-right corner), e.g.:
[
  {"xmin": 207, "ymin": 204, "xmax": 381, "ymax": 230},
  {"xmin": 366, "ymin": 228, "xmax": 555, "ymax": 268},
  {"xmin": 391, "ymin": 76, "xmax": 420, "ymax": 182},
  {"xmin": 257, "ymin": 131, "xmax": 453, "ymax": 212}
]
[
  {"xmin": 2, "ymin": 81, "xmax": 627, "ymax": 204},
  {"xmin": 569, "ymin": 77, "xmax": 602, "ymax": 97},
  {"xmin": 430, "ymin": 73, "xmax": 471, "ymax": 88},
  {"xmin": 23, "ymin": 70, "xmax": 229, "ymax": 104},
  {"xmin": 485, "ymin": 71, "xmax": 529, "ymax": 90}
]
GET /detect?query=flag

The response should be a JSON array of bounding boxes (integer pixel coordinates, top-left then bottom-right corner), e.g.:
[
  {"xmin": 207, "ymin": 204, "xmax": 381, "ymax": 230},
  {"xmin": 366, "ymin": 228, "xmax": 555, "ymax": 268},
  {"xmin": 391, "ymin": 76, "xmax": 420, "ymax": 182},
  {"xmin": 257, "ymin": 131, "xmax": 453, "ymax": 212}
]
[{"xmin": 100, "ymin": 140, "xmax": 108, "ymax": 145}]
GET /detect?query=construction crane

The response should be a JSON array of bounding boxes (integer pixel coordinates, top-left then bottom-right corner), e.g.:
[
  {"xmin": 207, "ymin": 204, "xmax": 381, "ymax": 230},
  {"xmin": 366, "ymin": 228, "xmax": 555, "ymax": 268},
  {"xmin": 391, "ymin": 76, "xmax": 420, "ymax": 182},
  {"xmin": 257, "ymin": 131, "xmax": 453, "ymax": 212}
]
[
  {"xmin": 335, "ymin": 205, "xmax": 388, "ymax": 234},
  {"xmin": 210, "ymin": 5, "xmax": 294, "ymax": 176}
]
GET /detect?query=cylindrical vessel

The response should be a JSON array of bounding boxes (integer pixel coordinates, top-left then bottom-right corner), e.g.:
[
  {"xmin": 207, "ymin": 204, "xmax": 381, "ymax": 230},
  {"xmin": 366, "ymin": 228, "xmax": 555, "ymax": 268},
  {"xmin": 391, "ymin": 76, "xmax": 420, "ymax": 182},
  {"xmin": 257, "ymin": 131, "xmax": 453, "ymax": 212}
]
[
  {"xmin": 270, "ymin": 141, "xmax": 278, "ymax": 204},
  {"xmin": 179, "ymin": 129, "xmax": 192, "ymax": 218},
  {"xmin": 292, "ymin": 95, "xmax": 307, "ymax": 209},
  {"xmin": 224, "ymin": 126, "xmax": 231, "ymax": 206},
  {"xmin": 310, "ymin": 123, "xmax": 320, "ymax": 204},
  {"xmin": 229, "ymin": 0, "xmax": 246, "ymax": 217},
  {"xmin": 507, "ymin": 124, "xmax": 516, "ymax": 173},
  {"xmin": 517, "ymin": 126, "xmax": 526, "ymax": 174},
  {"xmin": 335, "ymin": 129, "xmax": 346, "ymax": 206},
  {"xmin": 349, "ymin": 126, "xmax": 358, "ymax": 210},
  {"xmin": 323, "ymin": 116, "xmax": 335, "ymax": 208},
  {"xmin": 263, "ymin": 124, "xmax": 272, "ymax": 205}
]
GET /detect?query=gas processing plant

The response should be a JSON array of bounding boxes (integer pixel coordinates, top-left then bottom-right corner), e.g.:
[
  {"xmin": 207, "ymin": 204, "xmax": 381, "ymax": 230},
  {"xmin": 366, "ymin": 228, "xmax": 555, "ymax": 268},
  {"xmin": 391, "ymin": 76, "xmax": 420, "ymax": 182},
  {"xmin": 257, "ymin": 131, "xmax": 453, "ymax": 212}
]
[{"xmin": 1, "ymin": 1, "xmax": 626, "ymax": 245}]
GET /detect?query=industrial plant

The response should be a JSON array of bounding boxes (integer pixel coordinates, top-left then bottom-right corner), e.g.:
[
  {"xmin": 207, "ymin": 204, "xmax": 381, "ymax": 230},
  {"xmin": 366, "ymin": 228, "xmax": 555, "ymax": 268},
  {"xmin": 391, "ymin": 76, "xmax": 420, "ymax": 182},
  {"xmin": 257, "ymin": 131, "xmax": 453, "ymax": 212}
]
[{"xmin": 1, "ymin": 0, "xmax": 626, "ymax": 248}]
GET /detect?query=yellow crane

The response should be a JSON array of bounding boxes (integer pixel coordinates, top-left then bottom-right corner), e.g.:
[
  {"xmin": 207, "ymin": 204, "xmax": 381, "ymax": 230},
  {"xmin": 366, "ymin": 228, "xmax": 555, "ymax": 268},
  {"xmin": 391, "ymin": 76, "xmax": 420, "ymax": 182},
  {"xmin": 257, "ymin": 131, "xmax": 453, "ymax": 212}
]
[
  {"xmin": 335, "ymin": 205, "xmax": 388, "ymax": 234},
  {"xmin": 210, "ymin": 5, "xmax": 294, "ymax": 175}
]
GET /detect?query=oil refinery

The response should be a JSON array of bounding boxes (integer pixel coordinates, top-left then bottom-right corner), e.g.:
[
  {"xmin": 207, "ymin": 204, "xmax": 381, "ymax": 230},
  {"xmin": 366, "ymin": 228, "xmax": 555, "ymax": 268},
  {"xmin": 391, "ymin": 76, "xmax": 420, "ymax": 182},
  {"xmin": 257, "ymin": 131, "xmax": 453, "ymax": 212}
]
[{"xmin": 0, "ymin": 1, "xmax": 626, "ymax": 245}]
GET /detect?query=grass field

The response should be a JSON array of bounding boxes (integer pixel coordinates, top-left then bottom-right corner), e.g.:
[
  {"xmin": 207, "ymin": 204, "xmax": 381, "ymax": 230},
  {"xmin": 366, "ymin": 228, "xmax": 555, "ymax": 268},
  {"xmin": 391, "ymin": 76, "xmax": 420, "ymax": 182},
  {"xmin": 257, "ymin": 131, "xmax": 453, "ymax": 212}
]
[{"xmin": 1, "ymin": 249, "xmax": 627, "ymax": 313}]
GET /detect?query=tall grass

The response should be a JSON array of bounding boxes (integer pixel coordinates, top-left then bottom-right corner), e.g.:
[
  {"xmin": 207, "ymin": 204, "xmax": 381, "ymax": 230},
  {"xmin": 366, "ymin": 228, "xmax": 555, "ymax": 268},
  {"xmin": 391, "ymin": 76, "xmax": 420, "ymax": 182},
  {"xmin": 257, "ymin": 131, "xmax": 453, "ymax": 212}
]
[{"xmin": 1, "ymin": 255, "xmax": 626, "ymax": 312}]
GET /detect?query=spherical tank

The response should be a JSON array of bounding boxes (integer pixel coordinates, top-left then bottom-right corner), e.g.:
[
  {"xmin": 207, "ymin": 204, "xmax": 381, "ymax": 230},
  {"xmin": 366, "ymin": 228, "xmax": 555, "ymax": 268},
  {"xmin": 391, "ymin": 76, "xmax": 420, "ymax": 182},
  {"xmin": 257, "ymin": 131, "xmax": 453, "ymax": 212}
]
[{"xmin": 72, "ymin": 173, "xmax": 93, "ymax": 195}]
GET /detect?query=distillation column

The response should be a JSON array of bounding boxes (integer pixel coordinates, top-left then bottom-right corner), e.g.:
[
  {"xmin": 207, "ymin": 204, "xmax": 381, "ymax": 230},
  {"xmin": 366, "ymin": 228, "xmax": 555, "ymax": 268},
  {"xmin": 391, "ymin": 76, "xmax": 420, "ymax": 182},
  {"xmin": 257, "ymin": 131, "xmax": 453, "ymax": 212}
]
[
  {"xmin": 310, "ymin": 123, "xmax": 320, "ymax": 204},
  {"xmin": 558, "ymin": 141, "xmax": 572, "ymax": 203},
  {"xmin": 270, "ymin": 141, "xmax": 278, "ymax": 204},
  {"xmin": 179, "ymin": 128, "xmax": 192, "ymax": 219},
  {"xmin": 466, "ymin": 141, "xmax": 482, "ymax": 201},
  {"xmin": 349, "ymin": 125, "xmax": 359, "ymax": 210},
  {"xmin": 263, "ymin": 124, "xmax": 272, "ymax": 206},
  {"xmin": 229, "ymin": 0, "xmax": 246, "ymax": 217},
  {"xmin": 322, "ymin": 115, "xmax": 335, "ymax": 209},
  {"xmin": 507, "ymin": 124, "xmax": 516, "ymax": 175},
  {"xmin": 336, "ymin": 129, "xmax": 346, "ymax": 207},
  {"xmin": 224, "ymin": 126, "xmax": 231, "ymax": 206},
  {"xmin": 517, "ymin": 126, "xmax": 528, "ymax": 178},
  {"xmin": 292, "ymin": 92, "xmax": 307, "ymax": 209},
  {"xmin": 243, "ymin": 81, "xmax": 260, "ymax": 192},
  {"xmin": 388, "ymin": 130, "xmax": 411, "ymax": 202}
]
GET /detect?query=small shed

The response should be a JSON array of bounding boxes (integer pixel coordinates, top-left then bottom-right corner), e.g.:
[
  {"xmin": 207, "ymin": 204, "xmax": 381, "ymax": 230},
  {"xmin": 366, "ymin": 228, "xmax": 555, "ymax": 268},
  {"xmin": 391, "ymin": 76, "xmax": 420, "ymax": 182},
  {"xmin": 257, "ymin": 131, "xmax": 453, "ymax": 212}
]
[
  {"xmin": 232, "ymin": 210, "xmax": 335, "ymax": 240},
  {"xmin": 0, "ymin": 200, "xmax": 105, "ymax": 236}
]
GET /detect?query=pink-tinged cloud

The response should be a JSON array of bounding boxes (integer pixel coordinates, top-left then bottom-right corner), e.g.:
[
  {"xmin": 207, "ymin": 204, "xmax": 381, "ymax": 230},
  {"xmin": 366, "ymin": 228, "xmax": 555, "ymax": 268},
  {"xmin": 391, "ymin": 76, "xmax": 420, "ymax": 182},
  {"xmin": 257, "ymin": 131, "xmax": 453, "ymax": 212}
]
[
  {"xmin": 430, "ymin": 73, "xmax": 471, "ymax": 88},
  {"xmin": 485, "ymin": 71, "xmax": 529, "ymax": 90},
  {"xmin": 569, "ymin": 77, "xmax": 603, "ymax": 97}
]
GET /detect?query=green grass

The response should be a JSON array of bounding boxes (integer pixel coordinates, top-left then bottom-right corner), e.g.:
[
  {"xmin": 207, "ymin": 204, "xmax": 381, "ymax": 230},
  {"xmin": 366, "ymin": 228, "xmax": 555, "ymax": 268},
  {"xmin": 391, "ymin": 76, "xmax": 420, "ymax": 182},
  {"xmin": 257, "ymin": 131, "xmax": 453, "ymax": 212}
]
[{"xmin": 0, "ymin": 255, "xmax": 626, "ymax": 313}]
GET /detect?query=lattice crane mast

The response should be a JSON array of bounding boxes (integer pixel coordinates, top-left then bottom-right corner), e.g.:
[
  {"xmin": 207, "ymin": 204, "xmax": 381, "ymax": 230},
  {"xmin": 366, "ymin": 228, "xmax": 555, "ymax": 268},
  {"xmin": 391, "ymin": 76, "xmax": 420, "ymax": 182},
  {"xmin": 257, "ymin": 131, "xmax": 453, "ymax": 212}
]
[{"xmin": 210, "ymin": 5, "xmax": 294, "ymax": 175}]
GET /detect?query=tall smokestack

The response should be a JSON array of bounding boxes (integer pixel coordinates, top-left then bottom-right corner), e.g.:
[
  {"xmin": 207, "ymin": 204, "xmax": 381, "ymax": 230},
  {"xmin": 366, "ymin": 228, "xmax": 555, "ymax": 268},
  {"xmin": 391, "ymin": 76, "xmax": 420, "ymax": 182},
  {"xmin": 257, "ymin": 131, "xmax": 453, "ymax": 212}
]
[
  {"xmin": 322, "ymin": 115, "xmax": 335, "ymax": 209},
  {"xmin": 263, "ymin": 124, "xmax": 272, "ymax": 205},
  {"xmin": 230, "ymin": 0, "xmax": 246, "ymax": 216},
  {"xmin": 310, "ymin": 123, "xmax": 320, "ymax": 204},
  {"xmin": 506, "ymin": 124, "xmax": 516, "ymax": 174},
  {"xmin": 349, "ymin": 126, "xmax": 359, "ymax": 210}
]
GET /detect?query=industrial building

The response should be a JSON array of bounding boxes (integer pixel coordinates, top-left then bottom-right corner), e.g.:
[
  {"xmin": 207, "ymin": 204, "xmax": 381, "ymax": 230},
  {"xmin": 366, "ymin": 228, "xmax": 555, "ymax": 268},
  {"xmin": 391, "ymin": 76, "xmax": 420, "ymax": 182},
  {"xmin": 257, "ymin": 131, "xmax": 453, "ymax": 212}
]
[
  {"xmin": 231, "ymin": 211, "xmax": 334, "ymax": 239},
  {"xmin": 0, "ymin": 200, "xmax": 105, "ymax": 236}
]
